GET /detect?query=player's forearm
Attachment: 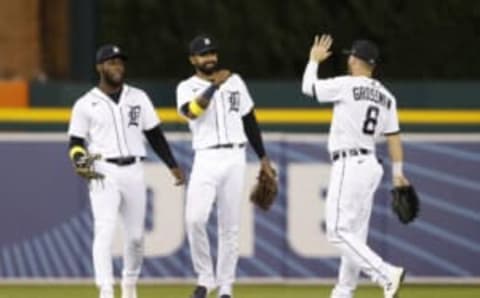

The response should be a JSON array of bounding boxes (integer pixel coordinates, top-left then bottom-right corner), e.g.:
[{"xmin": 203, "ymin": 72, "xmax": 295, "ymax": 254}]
[
  {"xmin": 68, "ymin": 136, "xmax": 87, "ymax": 161},
  {"xmin": 69, "ymin": 136, "xmax": 85, "ymax": 148},
  {"xmin": 387, "ymin": 133, "xmax": 404, "ymax": 176},
  {"xmin": 196, "ymin": 84, "xmax": 217, "ymax": 108},
  {"xmin": 301, "ymin": 61, "xmax": 319, "ymax": 97},
  {"xmin": 242, "ymin": 109, "xmax": 266, "ymax": 159},
  {"xmin": 144, "ymin": 125, "xmax": 178, "ymax": 169},
  {"xmin": 181, "ymin": 84, "xmax": 218, "ymax": 119}
]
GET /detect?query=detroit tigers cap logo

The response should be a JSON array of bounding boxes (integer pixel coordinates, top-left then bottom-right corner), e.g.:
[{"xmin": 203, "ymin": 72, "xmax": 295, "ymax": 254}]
[
  {"xmin": 189, "ymin": 35, "xmax": 217, "ymax": 55},
  {"xmin": 96, "ymin": 44, "xmax": 127, "ymax": 63}
]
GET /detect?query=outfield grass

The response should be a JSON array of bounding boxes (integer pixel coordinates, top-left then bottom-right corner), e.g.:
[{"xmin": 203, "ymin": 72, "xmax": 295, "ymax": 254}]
[{"xmin": 0, "ymin": 284, "xmax": 478, "ymax": 298}]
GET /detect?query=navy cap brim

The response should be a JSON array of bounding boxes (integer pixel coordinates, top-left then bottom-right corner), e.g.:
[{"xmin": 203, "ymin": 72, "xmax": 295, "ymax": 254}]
[
  {"xmin": 97, "ymin": 53, "xmax": 128, "ymax": 64},
  {"xmin": 190, "ymin": 46, "xmax": 217, "ymax": 56},
  {"xmin": 342, "ymin": 49, "xmax": 376, "ymax": 65}
]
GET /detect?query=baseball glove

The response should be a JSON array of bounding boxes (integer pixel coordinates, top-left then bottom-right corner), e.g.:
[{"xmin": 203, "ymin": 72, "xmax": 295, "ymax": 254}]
[
  {"xmin": 391, "ymin": 185, "xmax": 420, "ymax": 224},
  {"xmin": 73, "ymin": 153, "xmax": 104, "ymax": 180},
  {"xmin": 250, "ymin": 168, "xmax": 278, "ymax": 211}
]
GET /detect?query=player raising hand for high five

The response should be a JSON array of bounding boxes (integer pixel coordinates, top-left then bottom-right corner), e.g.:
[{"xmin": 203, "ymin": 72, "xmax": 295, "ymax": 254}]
[{"xmin": 302, "ymin": 34, "xmax": 408, "ymax": 298}]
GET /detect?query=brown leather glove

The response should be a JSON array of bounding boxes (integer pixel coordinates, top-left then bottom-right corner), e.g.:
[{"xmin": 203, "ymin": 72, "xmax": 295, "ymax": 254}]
[{"xmin": 250, "ymin": 167, "xmax": 278, "ymax": 211}]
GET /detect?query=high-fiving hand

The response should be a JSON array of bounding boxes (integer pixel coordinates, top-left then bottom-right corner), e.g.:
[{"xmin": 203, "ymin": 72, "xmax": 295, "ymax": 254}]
[{"xmin": 309, "ymin": 34, "xmax": 333, "ymax": 63}]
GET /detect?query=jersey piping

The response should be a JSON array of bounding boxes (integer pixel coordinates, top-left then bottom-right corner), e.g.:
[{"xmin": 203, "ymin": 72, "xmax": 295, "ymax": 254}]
[
  {"xmin": 93, "ymin": 93, "xmax": 125, "ymax": 156},
  {"xmin": 213, "ymin": 99, "xmax": 221, "ymax": 145},
  {"xmin": 221, "ymin": 92, "xmax": 231, "ymax": 144},
  {"xmin": 119, "ymin": 107, "xmax": 132, "ymax": 156}
]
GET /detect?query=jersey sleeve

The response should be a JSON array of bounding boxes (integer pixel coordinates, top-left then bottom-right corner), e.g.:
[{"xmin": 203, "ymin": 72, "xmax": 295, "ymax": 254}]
[
  {"xmin": 68, "ymin": 100, "xmax": 89, "ymax": 138},
  {"xmin": 302, "ymin": 61, "xmax": 344, "ymax": 103},
  {"xmin": 142, "ymin": 93, "xmax": 161, "ymax": 130},
  {"xmin": 312, "ymin": 77, "xmax": 346, "ymax": 103},
  {"xmin": 384, "ymin": 98, "xmax": 400, "ymax": 134},
  {"xmin": 176, "ymin": 81, "xmax": 195, "ymax": 119},
  {"xmin": 235, "ymin": 75, "xmax": 254, "ymax": 116}
]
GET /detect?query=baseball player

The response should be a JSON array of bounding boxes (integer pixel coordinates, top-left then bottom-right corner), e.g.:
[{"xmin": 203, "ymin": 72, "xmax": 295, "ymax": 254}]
[
  {"xmin": 176, "ymin": 34, "xmax": 275, "ymax": 298},
  {"xmin": 302, "ymin": 35, "xmax": 409, "ymax": 298},
  {"xmin": 68, "ymin": 44, "xmax": 185, "ymax": 298}
]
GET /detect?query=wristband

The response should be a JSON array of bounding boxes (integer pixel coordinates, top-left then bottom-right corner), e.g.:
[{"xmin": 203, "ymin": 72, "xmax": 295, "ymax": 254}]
[
  {"xmin": 392, "ymin": 162, "xmax": 404, "ymax": 177},
  {"xmin": 189, "ymin": 100, "xmax": 205, "ymax": 117},
  {"xmin": 69, "ymin": 145, "xmax": 86, "ymax": 160}
]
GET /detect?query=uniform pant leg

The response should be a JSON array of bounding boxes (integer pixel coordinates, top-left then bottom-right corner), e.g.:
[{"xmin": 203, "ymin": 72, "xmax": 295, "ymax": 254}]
[
  {"xmin": 89, "ymin": 172, "xmax": 122, "ymax": 290},
  {"xmin": 186, "ymin": 152, "xmax": 217, "ymax": 290},
  {"xmin": 331, "ymin": 256, "xmax": 361, "ymax": 298},
  {"xmin": 118, "ymin": 163, "xmax": 147, "ymax": 287},
  {"xmin": 327, "ymin": 159, "xmax": 360, "ymax": 298},
  {"xmin": 330, "ymin": 157, "xmax": 382, "ymax": 298},
  {"xmin": 326, "ymin": 156, "xmax": 391, "ymax": 289},
  {"xmin": 215, "ymin": 150, "xmax": 246, "ymax": 295}
]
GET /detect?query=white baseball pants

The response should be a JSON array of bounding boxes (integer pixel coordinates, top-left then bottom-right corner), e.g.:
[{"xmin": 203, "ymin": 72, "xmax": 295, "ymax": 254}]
[
  {"xmin": 186, "ymin": 147, "xmax": 246, "ymax": 295},
  {"xmin": 88, "ymin": 160, "xmax": 146, "ymax": 292},
  {"xmin": 325, "ymin": 154, "xmax": 395, "ymax": 298}
]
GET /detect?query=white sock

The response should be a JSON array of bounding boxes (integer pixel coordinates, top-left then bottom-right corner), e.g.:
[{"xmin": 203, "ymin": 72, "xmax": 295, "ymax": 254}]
[
  {"xmin": 100, "ymin": 286, "xmax": 114, "ymax": 298},
  {"xmin": 219, "ymin": 285, "xmax": 232, "ymax": 296}
]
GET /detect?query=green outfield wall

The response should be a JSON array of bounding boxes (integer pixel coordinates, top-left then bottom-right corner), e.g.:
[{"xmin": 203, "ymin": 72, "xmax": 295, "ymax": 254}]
[{"xmin": 2, "ymin": 80, "xmax": 478, "ymax": 132}]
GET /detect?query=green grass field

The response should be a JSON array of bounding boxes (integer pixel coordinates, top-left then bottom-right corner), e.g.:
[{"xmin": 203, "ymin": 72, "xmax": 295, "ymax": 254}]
[{"xmin": 0, "ymin": 284, "xmax": 478, "ymax": 298}]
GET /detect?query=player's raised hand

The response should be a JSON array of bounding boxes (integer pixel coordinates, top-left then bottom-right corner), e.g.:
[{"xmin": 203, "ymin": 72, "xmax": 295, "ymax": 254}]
[
  {"xmin": 309, "ymin": 34, "xmax": 333, "ymax": 63},
  {"xmin": 171, "ymin": 167, "xmax": 186, "ymax": 186},
  {"xmin": 210, "ymin": 69, "xmax": 231, "ymax": 87}
]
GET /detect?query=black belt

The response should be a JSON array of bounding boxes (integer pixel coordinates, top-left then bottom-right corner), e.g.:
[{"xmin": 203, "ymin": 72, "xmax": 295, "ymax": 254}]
[
  {"xmin": 105, "ymin": 156, "xmax": 144, "ymax": 166},
  {"xmin": 331, "ymin": 148, "xmax": 370, "ymax": 161},
  {"xmin": 207, "ymin": 143, "xmax": 246, "ymax": 149}
]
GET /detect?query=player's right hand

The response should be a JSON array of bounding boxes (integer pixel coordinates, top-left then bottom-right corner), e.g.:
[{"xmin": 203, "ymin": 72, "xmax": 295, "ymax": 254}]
[
  {"xmin": 310, "ymin": 34, "xmax": 333, "ymax": 63},
  {"xmin": 170, "ymin": 167, "xmax": 186, "ymax": 186},
  {"xmin": 72, "ymin": 153, "xmax": 104, "ymax": 180},
  {"xmin": 260, "ymin": 156, "xmax": 276, "ymax": 180},
  {"xmin": 393, "ymin": 175, "xmax": 410, "ymax": 187},
  {"xmin": 210, "ymin": 69, "xmax": 231, "ymax": 87}
]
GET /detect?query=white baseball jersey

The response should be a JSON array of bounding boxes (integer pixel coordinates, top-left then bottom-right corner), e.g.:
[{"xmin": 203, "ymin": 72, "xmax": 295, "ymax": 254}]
[
  {"xmin": 176, "ymin": 74, "xmax": 254, "ymax": 150},
  {"xmin": 68, "ymin": 84, "xmax": 160, "ymax": 158},
  {"xmin": 302, "ymin": 61, "xmax": 399, "ymax": 153}
]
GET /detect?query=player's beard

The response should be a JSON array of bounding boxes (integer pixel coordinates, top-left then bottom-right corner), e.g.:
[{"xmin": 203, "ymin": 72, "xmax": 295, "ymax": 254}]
[
  {"xmin": 102, "ymin": 69, "xmax": 124, "ymax": 88},
  {"xmin": 195, "ymin": 61, "xmax": 219, "ymax": 76}
]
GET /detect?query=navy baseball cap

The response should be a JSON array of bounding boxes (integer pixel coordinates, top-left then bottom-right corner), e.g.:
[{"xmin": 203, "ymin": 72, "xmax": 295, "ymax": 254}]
[
  {"xmin": 189, "ymin": 34, "xmax": 218, "ymax": 55},
  {"xmin": 343, "ymin": 40, "xmax": 379, "ymax": 65},
  {"xmin": 96, "ymin": 44, "xmax": 128, "ymax": 64}
]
